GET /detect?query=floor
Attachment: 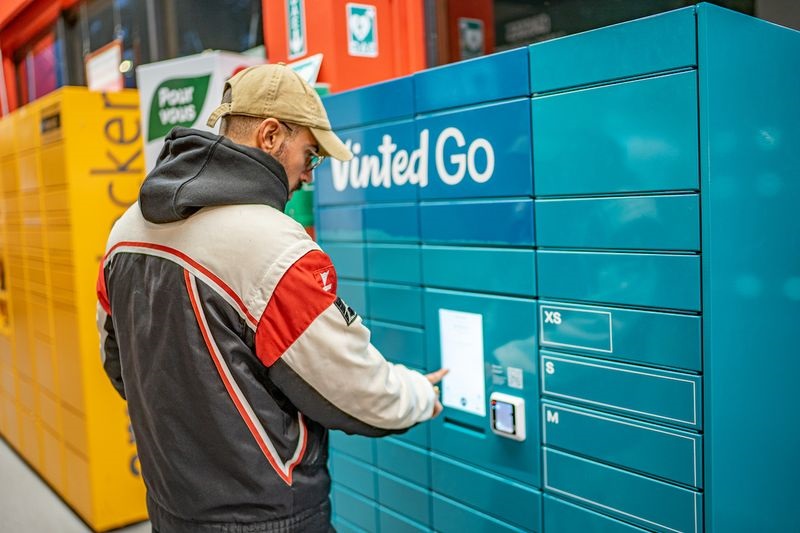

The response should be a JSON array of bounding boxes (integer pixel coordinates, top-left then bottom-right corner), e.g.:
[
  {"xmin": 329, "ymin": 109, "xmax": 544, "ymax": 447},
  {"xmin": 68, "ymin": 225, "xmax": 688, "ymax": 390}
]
[{"xmin": 0, "ymin": 438, "xmax": 151, "ymax": 533}]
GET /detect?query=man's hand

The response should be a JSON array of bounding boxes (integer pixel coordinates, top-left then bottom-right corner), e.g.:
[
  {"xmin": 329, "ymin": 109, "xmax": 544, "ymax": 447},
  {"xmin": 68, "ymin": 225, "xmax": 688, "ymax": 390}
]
[{"xmin": 425, "ymin": 368, "xmax": 449, "ymax": 419}]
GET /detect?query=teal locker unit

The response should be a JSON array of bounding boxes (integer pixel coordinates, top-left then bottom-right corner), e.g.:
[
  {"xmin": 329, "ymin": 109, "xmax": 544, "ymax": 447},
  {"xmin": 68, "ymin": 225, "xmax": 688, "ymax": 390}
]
[
  {"xmin": 529, "ymin": 4, "xmax": 799, "ymax": 532},
  {"xmin": 317, "ymin": 3, "xmax": 799, "ymax": 531}
]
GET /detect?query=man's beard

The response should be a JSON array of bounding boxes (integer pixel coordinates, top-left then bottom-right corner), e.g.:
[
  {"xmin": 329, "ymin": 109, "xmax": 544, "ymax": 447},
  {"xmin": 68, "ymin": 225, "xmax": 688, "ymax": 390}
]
[{"xmin": 271, "ymin": 140, "xmax": 298, "ymax": 196}]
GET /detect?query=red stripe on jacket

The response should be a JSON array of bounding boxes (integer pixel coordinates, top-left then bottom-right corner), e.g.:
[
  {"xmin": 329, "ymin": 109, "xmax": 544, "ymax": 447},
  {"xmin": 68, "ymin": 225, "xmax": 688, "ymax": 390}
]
[
  {"xmin": 97, "ymin": 262, "xmax": 111, "ymax": 315},
  {"xmin": 255, "ymin": 250, "xmax": 338, "ymax": 366}
]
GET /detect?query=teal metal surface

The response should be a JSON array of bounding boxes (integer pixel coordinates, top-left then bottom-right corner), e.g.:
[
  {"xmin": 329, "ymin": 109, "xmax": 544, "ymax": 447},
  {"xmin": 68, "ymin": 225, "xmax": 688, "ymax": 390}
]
[
  {"xmin": 417, "ymin": 99, "xmax": 533, "ymax": 200},
  {"xmin": 422, "ymin": 246, "xmax": 537, "ymax": 297},
  {"xmin": 425, "ymin": 288, "xmax": 539, "ymax": 486},
  {"xmin": 379, "ymin": 506, "xmax": 429, "ymax": 533},
  {"xmin": 544, "ymin": 448, "xmax": 702, "ymax": 533},
  {"xmin": 420, "ymin": 199, "xmax": 535, "ymax": 246},
  {"xmin": 333, "ymin": 485, "xmax": 378, "ymax": 532},
  {"xmin": 529, "ymin": 7, "xmax": 696, "ymax": 93},
  {"xmin": 366, "ymin": 245, "xmax": 421, "ymax": 285},
  {"xmin": 390, "ymin": 419, "xmax": 429, "ymax": 449},
  {"xmin": 325, "ymin": 243, "xmax": 366, "ymax": 280},
  {"xmin": 431, "ymin": 453, "xmax": 542, "ymax": 531},
  {"xmin": 332, "ymin": 516, "xmax": 368, "ymax": 533},
  {"xmin": 541, "ymin": 351, "xmax": 702, "ymax": 430},
  {"xmin": 314, "ymin": 5, "xmax": 800, "ymax": 530},
  {"xmin": 364, "ymin": 204, "xmax": 420, "ymax": 243},
  {"xmin": 542, "ymin": 401, "xmax": 702, "ymax": 487},
  {"xmin": 369, "ymin": 320, "xmax": 426, "ymax": 371},
  {"xmin": 697, "ymin": 4, "xmax": 800, "ymax": 531},
  {"xmin": 375, "ymin": 438, "xmax": 430, "ymax": 487},
  {"xmin": 367, "ymin": 283, "xmax": 422, "ymax": 327},
  {"xmin": 325, "ymin": 76, "xmax": 414, "ymax": 130},
  {"xmin": 377, "ymin": 472, "xmax": 431, "ymax": 527},
  {"xmin": 532, "ymin": 71, "xmax": 699, "ymax": 197},
  {"xmin": 331, "ymin": 452, "xmax": 377, "ymax": 500},
  {"xmin": 538, "ymin": 300, "xmax": 702, "ymax": 371},
  {"xmin": 431, "ymin": 494, "xmax": 528, "ymax": 533},
  {"xmin": 337, "ymin": 280, "xmax": 368, "ymax": 319},
  {"xmin": 543, "ymin": 495, "xmax": 650, "ymax": 533},
  {"xmin": 414, "ymin": 47, "xmax": 530, "ymax": 114},
  {"xmin": 329, "ymin": 432, "xmax": 375, "ymax": 464},
  {"xmin": 315, "ymin": 120, "xmax": 418, "ymax": 206},
  {"xmin": 535, "ymin": 194, "xmax": 700, "ymax": 251},
  {"xmin": 537, "ymin": 250, "xmax": 701, "ymax": 311},
  {"xmin": 316, "ymin": 206, "xmax": 363, "ymax": 242}
]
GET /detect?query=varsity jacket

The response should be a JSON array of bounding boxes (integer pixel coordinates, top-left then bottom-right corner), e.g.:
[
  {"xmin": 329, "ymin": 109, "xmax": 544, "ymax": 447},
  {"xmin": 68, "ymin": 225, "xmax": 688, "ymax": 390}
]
[{"xmin": 96, "ymin": 128, "xmax": 436, "ymax": 532}]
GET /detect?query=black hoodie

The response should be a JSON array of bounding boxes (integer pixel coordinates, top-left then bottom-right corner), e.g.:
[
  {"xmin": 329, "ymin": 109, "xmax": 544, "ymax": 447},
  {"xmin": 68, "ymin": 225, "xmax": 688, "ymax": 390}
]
[{"xmin": 140, "ymin": 127, "xmax": 289, "ymax": 223}]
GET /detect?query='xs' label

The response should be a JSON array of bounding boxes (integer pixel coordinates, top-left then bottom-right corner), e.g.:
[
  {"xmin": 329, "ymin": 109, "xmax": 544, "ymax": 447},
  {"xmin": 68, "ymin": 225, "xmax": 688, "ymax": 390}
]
[{"xmin": 544, "ymin": 310, "xmax": 562, "ymax": 325}]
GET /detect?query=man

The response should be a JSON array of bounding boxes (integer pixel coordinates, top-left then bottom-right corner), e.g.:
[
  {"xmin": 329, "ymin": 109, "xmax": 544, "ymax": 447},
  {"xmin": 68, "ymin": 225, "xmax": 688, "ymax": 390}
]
[{"xmin": 96, "ymin": 64, "xmax": 446, "ymax": 532}]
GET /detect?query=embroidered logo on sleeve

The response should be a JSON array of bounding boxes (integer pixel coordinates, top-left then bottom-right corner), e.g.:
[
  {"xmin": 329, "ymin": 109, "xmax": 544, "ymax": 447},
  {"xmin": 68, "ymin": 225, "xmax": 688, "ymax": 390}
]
[
  {"xmin": 334, "ymin": 297, "xmax": 358, "ymax": 326},
  {"xmin": 313, "ymin": 267, "xmax": 336, "ymax": 293}
]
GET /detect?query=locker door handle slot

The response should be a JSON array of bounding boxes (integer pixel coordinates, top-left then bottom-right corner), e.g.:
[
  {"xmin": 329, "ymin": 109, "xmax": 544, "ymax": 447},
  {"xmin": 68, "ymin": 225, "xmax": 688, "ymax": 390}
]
[{"xmin": 443, "ymin": 417, "xmax": 485, "ymax": 437}]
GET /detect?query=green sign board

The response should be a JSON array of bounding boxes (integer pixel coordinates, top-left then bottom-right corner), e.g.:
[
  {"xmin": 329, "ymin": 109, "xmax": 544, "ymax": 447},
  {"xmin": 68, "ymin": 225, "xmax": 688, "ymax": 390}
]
[{"xmin": 147, "ymin": 74, "xmax": 211, "ymax": 141}]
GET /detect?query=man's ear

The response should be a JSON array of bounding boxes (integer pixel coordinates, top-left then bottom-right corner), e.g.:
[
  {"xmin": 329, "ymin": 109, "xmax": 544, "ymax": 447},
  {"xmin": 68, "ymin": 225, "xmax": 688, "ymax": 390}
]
[{"xmin": 256, "ymin": 118, "xmax": 282, "ymax": 151}]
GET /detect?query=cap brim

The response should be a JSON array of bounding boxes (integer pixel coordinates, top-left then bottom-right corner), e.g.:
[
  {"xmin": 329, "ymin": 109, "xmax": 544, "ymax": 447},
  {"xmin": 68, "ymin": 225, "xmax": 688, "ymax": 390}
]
[{"xmin": 310, "ymin": 127, "xmax": 353, "ymax": 161}]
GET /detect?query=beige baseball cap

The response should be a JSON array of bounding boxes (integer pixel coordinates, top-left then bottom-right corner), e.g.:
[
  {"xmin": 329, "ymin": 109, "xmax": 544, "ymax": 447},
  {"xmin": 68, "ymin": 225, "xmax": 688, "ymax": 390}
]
[{"xmin": 207, "ymin": 64, "xmax": 353, "ymax": 161}]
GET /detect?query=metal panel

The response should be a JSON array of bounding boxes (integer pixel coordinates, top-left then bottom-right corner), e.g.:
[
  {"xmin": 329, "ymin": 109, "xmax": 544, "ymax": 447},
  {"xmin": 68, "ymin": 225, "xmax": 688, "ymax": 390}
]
[
  {"xmin": 541, "ymin": 351, "xmax": 703, "ymax": 430},
  {"xmin": 431, "ymin": 493, "xmax": 531, "ymax": 533},
  {"xmin": 415, "ymin": 47, "xmax": 530, "ymax": 114},
  {"xmin": 697, "ymin": 4, "xmax": 800, "ymax": 531},
  {"xmin": 316, "ymin": 120, "xmax": 418, "ymax": 206},
  {"xmin": 375, "ymin": 438, "xmax": 430, "ymax": 487},
  {"xmin": 543, "ymin": 495, "xmax": 652, "ymax": 533},
  {"xmin": 329, "ymin": 432, "xmax": 375, "ymax": 464},
  {"xmin": 538, "ymin": 300, "xmax": 702, "ymax": 371},
  {"xmin": 542, "ymin": 401, "xmax": 703, "ymax": 487},
  {"xmin": 420, "ymin": 199, "xmax": 535, "ymax": 246},
  {"xmin": 370, "ymin": 320, "xmax": 426, "ymax": 371},
  {"xmin": 316, "ymin": 206, "xmax": 364, "ymax": 242},
  {"xmin": 367, "ymin": 283, "xmax": 422, "ymax": 327},
  {"xmin": 544, "ymin": 448, "xmax": 702, "ymax": 533},
  {"xmin": 426, "ymin": 288, "xmax": 539, "ymax": 486},
  {"xmin": 325, "ymin": 243, "xmax": 366, "ymax": 280},
  {"xmin": 529, "ymin": 7, "xmax": 696, "ymax": 93},
  {"xmin": 379, "ymin": 506, "xmax": 429, "ymax": 533},
  {"xmin": 366, "ymin": 245, "xmax": 421, "ymax": 285},
  {"xmin": 417, "ymin": 98, "xmax": 533, "ymax": 200},
  {"xmin": 536, "ymin": 194, "xmax": 700, "ymax": 251},
  {"xmin": 325, "ymin": 76, "xmax": 414, "ymax": 130},
  {"xmin": 377, "ymin": 472, "xmax": 431, "ymax": 527},
  {"xmin": 537, "ymin": 250, "xmax": 701, "ymax": 311},
  {"xmin": 431, "ymin": 453, "xmax": 542, "ymax": 532},
  {"xmin": 422, "ymin": 246, "xmax": 536, "ymax": 297},
  {"xmin": 332, "ymin": 485, "xmax": 378, "ymax": 532},
  {"xmin": 331, "ymin": 452, "xmax": 377, "ymax": 500},
  {"xmin": 337, "ymin": 280, "xmax": 368, "ymax": 319},
  {"xmin": 363, "ymin": 204, "xmax": 420, "ymax": 243},
  {"xmin": 533, "ymin": 71, "xmax": 699, "ymax": 196}
]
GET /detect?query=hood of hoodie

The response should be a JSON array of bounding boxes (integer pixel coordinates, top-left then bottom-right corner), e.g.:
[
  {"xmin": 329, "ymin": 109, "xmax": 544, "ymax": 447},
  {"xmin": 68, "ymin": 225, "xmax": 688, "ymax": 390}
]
[{"xmin": 139, "ymin": 127, "xmax": 289, "ymax": 223}]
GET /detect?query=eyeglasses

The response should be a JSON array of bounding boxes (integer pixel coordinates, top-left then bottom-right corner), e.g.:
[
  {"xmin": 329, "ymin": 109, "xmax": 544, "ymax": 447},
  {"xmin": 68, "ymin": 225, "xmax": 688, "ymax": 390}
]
[{"xmin": 279, "ymin": 121, "xmax": 326, "ymax": 172}]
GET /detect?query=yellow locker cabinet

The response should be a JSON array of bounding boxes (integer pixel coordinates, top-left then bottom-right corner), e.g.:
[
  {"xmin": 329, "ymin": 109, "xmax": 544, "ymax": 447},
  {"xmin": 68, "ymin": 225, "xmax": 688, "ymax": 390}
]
[{"xmin": 0, "ymin": 87, "xmax": 146, "ymax": 531}]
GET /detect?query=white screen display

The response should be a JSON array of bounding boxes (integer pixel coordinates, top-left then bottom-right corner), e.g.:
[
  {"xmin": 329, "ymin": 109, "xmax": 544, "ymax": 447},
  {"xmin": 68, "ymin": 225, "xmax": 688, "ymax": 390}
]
[{"xmin": 439, "ymin": 309, "xmax": 486, "ymax": 417}]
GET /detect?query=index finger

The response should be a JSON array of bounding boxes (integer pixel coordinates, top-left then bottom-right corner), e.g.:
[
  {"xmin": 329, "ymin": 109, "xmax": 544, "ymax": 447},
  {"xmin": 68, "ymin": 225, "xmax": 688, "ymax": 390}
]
[{"xmin": 426, "ymin": 368, "xmax": 449, "ymax": 384}]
